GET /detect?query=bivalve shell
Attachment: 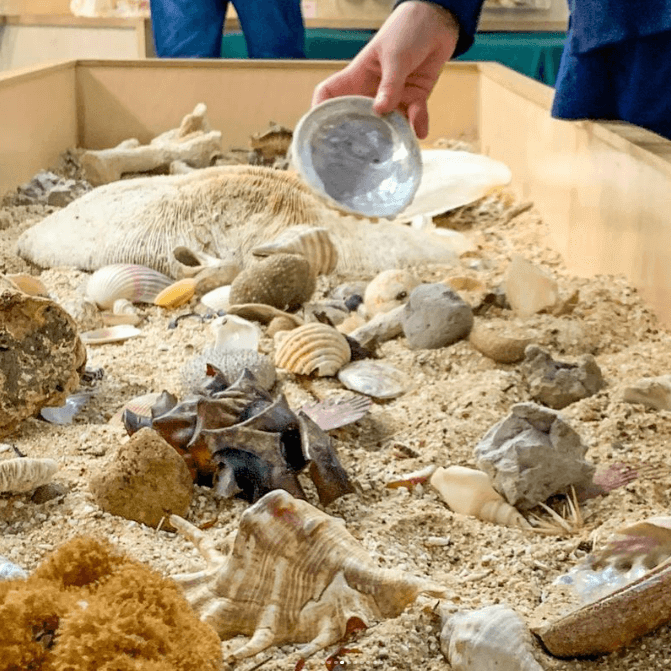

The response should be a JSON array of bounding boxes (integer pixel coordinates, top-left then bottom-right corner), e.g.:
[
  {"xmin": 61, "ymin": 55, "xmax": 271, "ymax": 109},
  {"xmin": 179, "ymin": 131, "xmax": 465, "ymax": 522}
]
[
  {"xmin": 86, "ymin": 263, "xmax": 173, "ymax": 309},
  {"xmin": 252, "ymin": 226, "xmax": 338, "ymax": 275},
  {"xmin": 154, "ymin": 277, "xmax": 198, "ymax": 308},
  {"xmin": 337, "ymin": 360, "xmax": 411, "ymax": 399},
  {"xmin": 275, "ymin": 323, "xmax": 351, "ymax": 377},
  {"xmin": 6, "ymin": 273, "xmax": 48, "ymax": 296},
  {"xmin": 80, "ymin": 324, "xmax": 142, "ymax": 346},
  {"xmin": 469, "ymin": 317, "xmax": 536, "ymax": 364}
]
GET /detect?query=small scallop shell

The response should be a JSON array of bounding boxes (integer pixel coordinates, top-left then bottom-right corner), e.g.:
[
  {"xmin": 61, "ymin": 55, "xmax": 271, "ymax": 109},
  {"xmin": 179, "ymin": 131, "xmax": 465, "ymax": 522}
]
[
  {"xmin": 440, "ymin": 605, "xmax": 545, "ymax": 671},
  {"xmin": 210, "ymin": 314, "xmax": 262, "ymax": 352},
  {"xmin": 86, "ymin": 264, "xmax": 173, "ymax": 309},
  {"xmin": 80, "ymin": 324, "xmax": 142, "ymax": 345},
  {"xmin": 108, "ymin": 392, "xmax": 163, "ymax": 426},
  {"xmin": 154, "ymin": 278, "xmax": 198, "ymax": 308},
  {"xmin": 274, "ymin": 323, "xmax": 351, "ymax": 377},
  {"xmin": 337, "ymin": 360, "xmax": 411, "ymax": 399},
  {"xmin": 469, "ymin": 317, "xmax": 535, "ymax": 364},
  {"xmin": 363, "ymin": 269, "xmax": 420, "ymax": 317},
  {"xmin": 6, "ymin": 273, "xmax": 48, "ymax": 296},
  {"xmin": 0, "ymin": 457, "xmax": 58, "ymax": 493},
  {"xmin": 200, "ymin": 285, "xmax": 231, "ymax": 312},
  {"xmin": 430, "ymin": 465, "xmax": 531, "ymax": 530},
  {"xmin": 252, "ymin": 226, "xmax": 338, "ymax": 275}
]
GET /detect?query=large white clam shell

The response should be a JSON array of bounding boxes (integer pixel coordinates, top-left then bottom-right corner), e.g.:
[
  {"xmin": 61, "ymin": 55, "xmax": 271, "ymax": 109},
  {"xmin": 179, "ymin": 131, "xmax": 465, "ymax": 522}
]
[
  {"xmin": 274, "ymin": 323, "xmax": 351, "ymax": 377},
  {"xmin": 291, "ymin": 95, "xmax": 422, "ymax": 218},
  {"xmin": 85, "ymin": 263, "xmax": 173, "ymax": 309}
]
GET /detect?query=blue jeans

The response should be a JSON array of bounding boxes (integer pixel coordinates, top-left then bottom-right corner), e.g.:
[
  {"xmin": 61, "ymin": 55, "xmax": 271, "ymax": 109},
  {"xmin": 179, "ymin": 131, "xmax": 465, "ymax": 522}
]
[
  {"xmin": 149, "ymin": 0, "xmax": 306, "ymax": 58},
  {"xmin": 552, "ymin": 29, "xmax": 671, "ymax": 140}
]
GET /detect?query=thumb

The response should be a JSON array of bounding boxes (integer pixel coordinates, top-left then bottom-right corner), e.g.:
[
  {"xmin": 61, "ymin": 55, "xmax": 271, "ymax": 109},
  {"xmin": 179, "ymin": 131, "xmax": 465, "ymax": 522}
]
[{"xmin": 373, "ymin": 55, "xmax": 405, "ymax": 115}]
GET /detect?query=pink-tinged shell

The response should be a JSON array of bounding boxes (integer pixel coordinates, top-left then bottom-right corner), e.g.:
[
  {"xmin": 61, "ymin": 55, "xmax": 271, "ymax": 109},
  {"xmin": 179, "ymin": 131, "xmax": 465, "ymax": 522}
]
[
  {"xmin": 80, "ymin": 324, "xmax": 142, "ymax": 345},
  {"xmin": 85, "ymin": 264, "xmax": 173, "ymax": 309},
  {"xmin": 108, "ymin": 392, "xmax": 163, "ymax": 426},
  {"xmin": 274, "ymin": 323, "xmax": 351, "ymax": 377},
  {"xmin": 154, "ymin": 277, "xmax": 197, "ymax": 308}
]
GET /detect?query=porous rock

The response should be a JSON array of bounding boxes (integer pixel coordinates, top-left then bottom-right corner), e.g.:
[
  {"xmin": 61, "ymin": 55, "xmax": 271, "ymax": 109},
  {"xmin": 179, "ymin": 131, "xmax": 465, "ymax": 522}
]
[
  {"xmin": 229, "ymin": 253, "xmax": 316, "ymax": 311},
  {"xmin": 474, "ymin": 402, "xmax": 595, "ymax": 509},
  {"xmin": 90, "ymin": 428, "xmax": 193, "ymax": 528},
  {"xmin": 401, "ymin": 283, "xmax": 473, "ymax": 349},
  {"xmin": 0, "ymin": 286, "xmax": 86, "ymax": 438},
  {"xmin": 521, "ymin": 345, "xmax": 606, "ymax": 409}
]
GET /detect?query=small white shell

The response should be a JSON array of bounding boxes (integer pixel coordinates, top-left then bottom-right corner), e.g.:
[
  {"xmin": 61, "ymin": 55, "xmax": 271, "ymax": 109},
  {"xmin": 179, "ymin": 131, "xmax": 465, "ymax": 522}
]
[
  {"xmin": 0, "ymin": 555, "xmax": 28, "ymax": 580},
  {"xmin": 363, "ymin": 269, "xmax": 420, "ymax": 317},
  {"xmin": 86, "ymin": 264, "xmax": 173, "ymax": 309},
  {"xmin": 337, "ymin": 360, "xmax": 411, "ymax": 399},
  {"xmin": 274, "ymin": 323, "xmax": 351, "ymax": 377},
  {"xmin": 440, "ymin": 605, "xmax": 545, "ymax": 671},
  {"xmin": 252, "ymin": 226, "xmax": 338, "ymax": 275},
  {"xmin": 210, "ymin": 314, "xmax": 262, "ymax": 352},
  {"xmin": 430, "ymin": 466, "xmax": 531, "ymax": 530},
  {"xmin": 200, "ymin": 285, "xmax": 231, "ymax": 312},
  {"xmin": 80, "ymin": 324, "xmax": 142, "ymax": 345},
  {"xmin": 0, "ymin": 457, "xmax": 58, "ymax": 493}
]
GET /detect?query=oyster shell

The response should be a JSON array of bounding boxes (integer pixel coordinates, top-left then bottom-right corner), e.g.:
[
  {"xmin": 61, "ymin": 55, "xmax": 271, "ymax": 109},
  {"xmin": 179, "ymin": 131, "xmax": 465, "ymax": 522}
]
[
  {"xmin": 337, "ymin": 360, "xmax": 411, "ymax": 399},
  {"xmin": 252, "ymin": 226, "xmax": 338, "ymax": 275},
  {"xmin": 291, "ymin": 95, "xmax": 423, "ymax": 218},
  {"xmin": 170, "ymin": 489, "xmax": 447, "ymax": 662},
  {"xmin": 275, "ymin": 323, "xmax": 351, "ymax": 377},
  {"xmin": 85, "ymin": 263, "xmax": 173, "ymax": 309}
]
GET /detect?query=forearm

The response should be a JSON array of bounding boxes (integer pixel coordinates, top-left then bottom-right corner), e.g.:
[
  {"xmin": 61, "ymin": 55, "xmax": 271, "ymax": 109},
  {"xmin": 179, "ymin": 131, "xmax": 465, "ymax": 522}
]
[{"xmin": 393, "ymin": 0, "xmax": 486, "ymax": 57}]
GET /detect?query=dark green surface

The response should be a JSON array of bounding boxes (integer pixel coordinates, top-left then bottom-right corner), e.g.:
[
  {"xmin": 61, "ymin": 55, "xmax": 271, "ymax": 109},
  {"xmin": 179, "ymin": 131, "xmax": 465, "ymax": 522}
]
[{"xmin": 221, "ymin": 29, "xmax": 566, "ymax": 86}]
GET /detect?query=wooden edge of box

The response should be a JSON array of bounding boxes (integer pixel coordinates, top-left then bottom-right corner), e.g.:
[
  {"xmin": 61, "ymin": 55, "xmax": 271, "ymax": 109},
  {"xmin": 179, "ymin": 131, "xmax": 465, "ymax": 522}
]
[{"xmin": 1, "ymin": 14, "xmax": 148, "ymax": 28}]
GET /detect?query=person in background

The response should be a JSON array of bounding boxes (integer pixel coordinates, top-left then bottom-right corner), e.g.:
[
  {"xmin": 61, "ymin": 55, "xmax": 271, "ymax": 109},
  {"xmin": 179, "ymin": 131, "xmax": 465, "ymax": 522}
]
[
  {"xmin": 312, "ymin": 0, "xmax": 671, "ymax": 141},
  {"xmin": 149, "ymin": 0, "xmax": 306, "ymax": 59}
]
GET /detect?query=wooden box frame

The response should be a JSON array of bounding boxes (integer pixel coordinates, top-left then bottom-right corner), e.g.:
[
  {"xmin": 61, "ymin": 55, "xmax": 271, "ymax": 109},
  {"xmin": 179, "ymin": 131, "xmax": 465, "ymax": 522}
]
[{"xmin": 1, "ymin": 59, "xmax": 670, "ymax": 325}]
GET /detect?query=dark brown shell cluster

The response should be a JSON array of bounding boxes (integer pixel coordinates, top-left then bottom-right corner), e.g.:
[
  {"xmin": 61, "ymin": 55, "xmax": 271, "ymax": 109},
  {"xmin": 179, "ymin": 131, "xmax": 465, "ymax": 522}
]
[{"xmin": 122, "ymin": 366, "xmax": 354, "ymax": 506}]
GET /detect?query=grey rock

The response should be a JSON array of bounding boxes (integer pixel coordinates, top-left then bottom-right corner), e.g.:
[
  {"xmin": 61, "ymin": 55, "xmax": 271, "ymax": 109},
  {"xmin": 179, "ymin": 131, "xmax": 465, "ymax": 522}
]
[
  {"xmin": 31, "ymin": 481, "xmax": 69, "ymax": 504},
  {"xmin": 474, "ymin": 402, "xmax": 595, "ymax": 509},
  {"xmin": 521, "ymin": 345, "xmax": 606, "ymax": 409},
  {"xmin": 401, "ymin": 283, "xmax": 473, "ymax": 350}
]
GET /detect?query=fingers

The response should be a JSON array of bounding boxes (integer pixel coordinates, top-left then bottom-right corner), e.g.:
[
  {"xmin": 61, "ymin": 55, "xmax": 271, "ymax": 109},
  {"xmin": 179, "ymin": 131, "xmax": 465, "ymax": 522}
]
[{"xmin": 407, "ymin": 100, "xmax": 430, "ymax": 140}]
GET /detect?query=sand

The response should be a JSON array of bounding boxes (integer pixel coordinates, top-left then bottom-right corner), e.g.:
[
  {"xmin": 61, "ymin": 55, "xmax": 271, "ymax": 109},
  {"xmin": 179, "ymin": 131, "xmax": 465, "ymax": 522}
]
[{"xmin": 2, "ymin": 156, "xmax": 671, "ymax": 671}]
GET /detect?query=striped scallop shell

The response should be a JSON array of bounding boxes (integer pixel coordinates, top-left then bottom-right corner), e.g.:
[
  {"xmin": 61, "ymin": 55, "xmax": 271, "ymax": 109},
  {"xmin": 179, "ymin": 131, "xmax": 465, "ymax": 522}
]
[
  {"xmin": 108, "ymin": 392, "xmax": 163, "ymax": 426},
  {"xmin": 274, "ymin": 323, "xmax": 351, "ymax": 377},
  {"xmin": 252, "ymin": 226, "xmax": 338, "ymax": 275},
  {"xmin": 86, "ymin": 264, "xmax": 173, "ymax": 309},
  {"xmin": 0, "ymin": 457, "xmax": 58, "ymax": 493}
]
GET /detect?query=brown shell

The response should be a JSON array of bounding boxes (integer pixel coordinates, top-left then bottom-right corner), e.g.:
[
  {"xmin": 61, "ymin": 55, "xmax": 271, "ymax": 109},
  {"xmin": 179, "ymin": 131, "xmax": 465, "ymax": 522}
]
[
  {"xmin": 468, "ymin": 317, "xmax": 535, "ymax": 364},
  {"xmin": 227, "ymin": 303, "xmax": 304, "ymax": 327},
  {"xmin": 274, "ymin": 323, "xmax": 351, "ymax": 377},
  {"xmin": 170, "ymin": 489, "xmax": 447, "ymax": 662},
  {"xmin": 229, "ymin": 253, "xmax": 316, "ymax": 311},
  {"xmin": 5, "ymin": 273, "xmax": 48, "ymax": 296}
]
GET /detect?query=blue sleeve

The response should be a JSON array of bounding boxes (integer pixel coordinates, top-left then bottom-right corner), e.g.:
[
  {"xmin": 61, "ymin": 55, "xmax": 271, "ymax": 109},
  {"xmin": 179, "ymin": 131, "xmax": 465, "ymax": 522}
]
[{"xmin": 394, "ymin": 0, "xmax": 485, "ymax": 57}]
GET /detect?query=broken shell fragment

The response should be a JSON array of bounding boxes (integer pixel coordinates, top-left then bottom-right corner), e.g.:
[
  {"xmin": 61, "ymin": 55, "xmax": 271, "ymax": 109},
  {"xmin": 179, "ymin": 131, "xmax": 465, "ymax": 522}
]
[
  {"xmin": 154, "ymin": 277, "xmax": 198, "ymax": 308},
  {"xmin": 440, "ymin": 604, "xmax": 545, "ymax": 671},
  {"xmin": 469, "ymin": 317, "xmax": 535, "ymax": 364},
  {"xmin": 85, "ymin": 263, "xmax": 173, "ymax": 309},
  {"xmin": 274, "ymin": 323, "xmax": 351, "ymax": 377},
  {"xmin": 298, "ymin": 394, "xmax": 372, "ymax": 431},
  {"xmin": 80, "ymin": 324, "xmax": 142, "ymax": 346},
  {"xmin": 0, "ymin": 457, "xmax": 59, "ymax": 493},
  {"xmin": 209, "ymin": 314, "xmax": 261, "ymax": 352},
  {"xmin": 337, "ymin": 360, "xmax": 411, "ymax": 399},
  {"xmin": 170, "ymin": 489, "xmax": 447, "ymax": 661},
  {"xmin": 430, "ymin": 466, "xmax": 531, "ymax": 530},
  {"xmin": 108, "ymin": 392, "xmax": 163, "ymax": 426}
]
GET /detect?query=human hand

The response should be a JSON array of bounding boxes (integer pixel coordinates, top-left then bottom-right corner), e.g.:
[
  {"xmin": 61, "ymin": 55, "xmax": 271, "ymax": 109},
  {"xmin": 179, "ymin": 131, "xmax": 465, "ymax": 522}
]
[{"xmin": 311, "ymin": 1, "xmax": 460, "ymax": 139}]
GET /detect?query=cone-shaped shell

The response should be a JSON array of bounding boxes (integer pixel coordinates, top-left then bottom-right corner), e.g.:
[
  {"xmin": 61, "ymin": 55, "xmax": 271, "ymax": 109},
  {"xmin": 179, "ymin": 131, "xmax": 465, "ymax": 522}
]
[
  {"xmin": 252, "ymin": 226, "xmax": 338, "ymax": 275},
  {"xmin": 0, "ymin": 457, "xmax": 58, "ymax": 493},
  {"xmin": 171, "ymin": 489, "xmax": 447, "ymax": 661},
  {"xmin": 430, "ymin": 466, "xmax": 530, "ymax": 530},
  {"xmin": 154, "ymin": 277, "xmax": 197, "ymax": 308},
  {"xmin": 86, "ymin": 263, "xmax": 173, "ymax": 309},
  {"xmin": 274, "ymin": 323, "xmax": 351, "ymax": 377}
]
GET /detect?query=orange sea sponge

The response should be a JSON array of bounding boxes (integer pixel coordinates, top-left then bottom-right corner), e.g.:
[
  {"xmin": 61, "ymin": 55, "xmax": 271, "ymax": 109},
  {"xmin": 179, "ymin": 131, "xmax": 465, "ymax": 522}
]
[{"xmin": 0, "ymin": 537, "xmax": 222, "ymax": 671}]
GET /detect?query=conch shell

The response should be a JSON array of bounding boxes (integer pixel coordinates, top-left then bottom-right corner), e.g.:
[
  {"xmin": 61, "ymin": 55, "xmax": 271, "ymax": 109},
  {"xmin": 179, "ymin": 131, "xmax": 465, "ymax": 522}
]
[
  {"xmin": 171, "ymin": 489, "xmax": 448, "ymax": 662},
  {"xmin": 430, "ymin": 465, "xmax": 531, "ymax": 529}
]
